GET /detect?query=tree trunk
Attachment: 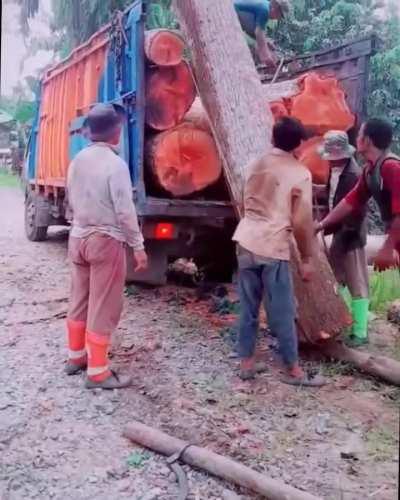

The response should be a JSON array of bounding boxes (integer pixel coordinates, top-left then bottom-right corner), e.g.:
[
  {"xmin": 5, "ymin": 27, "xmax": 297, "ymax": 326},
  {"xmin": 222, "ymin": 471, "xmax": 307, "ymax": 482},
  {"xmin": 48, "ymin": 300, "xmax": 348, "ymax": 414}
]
[
  {"xmin": 291, "ymin": 242, "xmax": 352, "ymax": 344},
  {"xmin": 173, "ymin": 0, "xmax": 273, "ymax": 206},
  {"xmin": 173, "ymin": 0, "xmax": 350, "ymax": 342},
  {"xmin": 145, "ymin": 29, "xmax": 185, "ymax": 66},
  {"xmin": 146, "ymin": 124, "xmax": 222, "ymax": 197},
  {"xmin": 146, "ymin": 62, "xmax": 196, "ymax": 130},
  {"xmin": 123, "ymin": 421, "xmax": 321, "ymax": 500}
]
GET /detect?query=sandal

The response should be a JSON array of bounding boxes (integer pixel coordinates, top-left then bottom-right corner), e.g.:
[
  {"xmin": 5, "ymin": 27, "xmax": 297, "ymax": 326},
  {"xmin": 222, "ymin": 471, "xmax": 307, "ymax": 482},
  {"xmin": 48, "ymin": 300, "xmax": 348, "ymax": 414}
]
[
  {"xmin": 281, "ymin": 372, "xmax": 326, "ymax": 387},
  {"xmin": 85, "ymin": 370, "xmax": 132, "ymax": 390}
]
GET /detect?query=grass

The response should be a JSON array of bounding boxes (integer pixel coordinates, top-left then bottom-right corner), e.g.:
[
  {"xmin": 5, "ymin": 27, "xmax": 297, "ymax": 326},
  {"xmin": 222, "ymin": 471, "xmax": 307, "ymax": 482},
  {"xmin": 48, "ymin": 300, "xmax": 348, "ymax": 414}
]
[
  {"xmin": 0, "ymin": 170, "xmax": 20, "ymax": 188},
  {"xmin": 366, "ymin": 427, "xmax": 398, "ymax": 462}
]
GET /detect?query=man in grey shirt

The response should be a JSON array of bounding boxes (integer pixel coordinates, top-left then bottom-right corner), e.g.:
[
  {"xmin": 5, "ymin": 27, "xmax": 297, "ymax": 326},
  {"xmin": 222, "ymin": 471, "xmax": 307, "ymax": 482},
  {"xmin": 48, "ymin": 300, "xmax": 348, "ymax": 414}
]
[{"xmin": 65, "ymin": 103, "xmax": 147, "ymax": 390}]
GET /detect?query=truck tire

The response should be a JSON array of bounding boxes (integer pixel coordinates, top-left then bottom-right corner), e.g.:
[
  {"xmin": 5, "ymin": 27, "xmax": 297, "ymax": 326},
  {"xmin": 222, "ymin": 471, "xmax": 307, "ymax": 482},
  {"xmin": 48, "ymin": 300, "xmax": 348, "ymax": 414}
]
[{"xmin": 24, "ymin": 192, "xmax": 49, "ymax": 242}]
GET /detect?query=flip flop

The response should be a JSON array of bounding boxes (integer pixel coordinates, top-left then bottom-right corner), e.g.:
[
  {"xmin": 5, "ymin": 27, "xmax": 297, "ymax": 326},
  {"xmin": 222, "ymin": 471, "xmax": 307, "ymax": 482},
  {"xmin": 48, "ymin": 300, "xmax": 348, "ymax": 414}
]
[{"xmin": 281, "ymin": 373, "xmax": 326, "ymax": 387}]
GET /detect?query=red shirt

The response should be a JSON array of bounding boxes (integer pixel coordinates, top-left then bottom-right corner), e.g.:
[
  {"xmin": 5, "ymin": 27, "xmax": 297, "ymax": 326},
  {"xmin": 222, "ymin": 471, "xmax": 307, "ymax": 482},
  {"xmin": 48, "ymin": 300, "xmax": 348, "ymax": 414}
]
[{"xmin": 346, "ymin": 159, "xmax": 400, "ymax": 215}]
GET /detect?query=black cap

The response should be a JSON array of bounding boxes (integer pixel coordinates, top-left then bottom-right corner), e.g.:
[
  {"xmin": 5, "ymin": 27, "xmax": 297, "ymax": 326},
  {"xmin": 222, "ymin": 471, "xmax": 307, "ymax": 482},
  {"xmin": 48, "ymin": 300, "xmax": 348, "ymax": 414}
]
[{"xmin": 87, "ymin": 103, "xmax": 125, "ymax": 141}]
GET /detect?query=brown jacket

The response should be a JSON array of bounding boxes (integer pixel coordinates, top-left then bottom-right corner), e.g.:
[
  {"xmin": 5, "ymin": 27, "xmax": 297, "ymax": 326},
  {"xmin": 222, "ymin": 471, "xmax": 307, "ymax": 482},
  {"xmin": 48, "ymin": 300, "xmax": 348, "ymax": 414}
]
[{"xmin": 233, "ymin": 148, "xmax": 315, "ymax": 261}]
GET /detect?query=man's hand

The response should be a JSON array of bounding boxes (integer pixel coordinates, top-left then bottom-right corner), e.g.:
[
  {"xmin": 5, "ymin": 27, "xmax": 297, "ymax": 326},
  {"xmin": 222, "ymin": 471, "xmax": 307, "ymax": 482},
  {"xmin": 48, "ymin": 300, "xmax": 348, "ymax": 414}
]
[
  {"xmin": 299, "ymin": 258, "xmax": 314, "ymax": 282},
  {"xmin": 374, "ymin": 244, "xmax": 399, "ymax": 272},
  {"xmin": 133, "ymin": 250, "xmax": 148, "ymax": 272},
  {"xmin": 314, "ymin": 220, "xmax": 324, "ymax": 234}
]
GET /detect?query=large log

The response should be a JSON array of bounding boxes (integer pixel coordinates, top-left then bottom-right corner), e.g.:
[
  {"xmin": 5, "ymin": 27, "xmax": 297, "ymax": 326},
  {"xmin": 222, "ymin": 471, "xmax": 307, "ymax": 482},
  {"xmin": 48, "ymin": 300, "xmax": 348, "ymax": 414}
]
[
  {"xmin": 173, "ymin": 0, "xmax": 350, "ymax": 341},
  {"xmin": 145, "ymin": 29, "xmax": 185, "ymax": 66},
  {"xmin": 290, "ymin": 242, "xmax": 352, "ymax": 344},
  {"xmin": 147, "ymin": 124, "xmax": 222, "ymax": 196},
  {"xmin": 123, "ymin": 421, "xmax": 321, "ymax": 500},
  {"xmin": 146, "ymin": 61, "xmax": 196, "ymax": 130}
]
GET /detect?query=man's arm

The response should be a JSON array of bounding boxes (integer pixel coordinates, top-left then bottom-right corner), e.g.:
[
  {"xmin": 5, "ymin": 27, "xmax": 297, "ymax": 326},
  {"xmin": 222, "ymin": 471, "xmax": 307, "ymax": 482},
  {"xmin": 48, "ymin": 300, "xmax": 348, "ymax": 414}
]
[
  {"xmin": 65, "ymin": 160, "xmax": 75, "ymax": 222},
  {"xmin": 109, "ymin": 164, "xmax": 145, "ymax": 249},
  {"xmin": 316, "ymin": 174, "xmax": 370, "ymax": 233},
  {"xmin": 374, "ymin": 161, "xmax": 400, "ymax": 270},
  {"xmin": 255, "ymin": 26, "xmax": 277, "ymax": 66}
]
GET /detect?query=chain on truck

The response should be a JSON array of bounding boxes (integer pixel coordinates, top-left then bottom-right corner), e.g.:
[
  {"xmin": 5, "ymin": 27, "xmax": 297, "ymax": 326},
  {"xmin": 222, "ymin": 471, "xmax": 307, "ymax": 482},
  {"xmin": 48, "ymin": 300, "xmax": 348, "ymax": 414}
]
[{"xmin": 23, "ymin": 0, "xmax": 376, "ymax": 285}]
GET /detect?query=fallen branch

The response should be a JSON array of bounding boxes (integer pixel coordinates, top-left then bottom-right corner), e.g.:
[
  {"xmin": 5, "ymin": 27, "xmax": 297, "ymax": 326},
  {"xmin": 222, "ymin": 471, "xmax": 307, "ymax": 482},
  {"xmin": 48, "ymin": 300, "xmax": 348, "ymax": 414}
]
[
  {"xmin": 4, "ymin": 310, "xmax": 67, "ymax": 327},
  {"xmin": 123, "ymin": 421, "xmax": 321, "ymax": 500},
  {"xmin": 318, "ymin": 340, "xmax": 400, "ymax": 386}
]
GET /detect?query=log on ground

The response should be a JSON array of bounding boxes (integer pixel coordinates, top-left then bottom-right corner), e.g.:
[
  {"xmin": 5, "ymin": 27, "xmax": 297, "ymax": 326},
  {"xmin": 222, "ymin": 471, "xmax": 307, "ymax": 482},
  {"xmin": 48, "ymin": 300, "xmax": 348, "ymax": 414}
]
[
  {"xmin": 123, "ymin": 421, "xmax": 322, "ymax": 500},
  {"xmin": 318, "ymin": 340, "xmax": 400, "ymax": 386},
  {"xmin": 145, "ymin": 29, "xmax": 185, "ymax": 66},
  {"xmin": 146, "ymin": 61, "xmax": 196, "ymax": 130},
  {"xmin": 147, "ymin": 124, "xmax": 222, "ymax": 196}
]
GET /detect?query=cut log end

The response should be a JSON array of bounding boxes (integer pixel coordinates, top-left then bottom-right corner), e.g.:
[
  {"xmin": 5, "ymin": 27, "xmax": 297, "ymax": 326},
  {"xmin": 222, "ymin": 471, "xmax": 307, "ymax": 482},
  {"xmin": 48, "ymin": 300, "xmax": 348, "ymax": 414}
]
[
  {"xmin": 145, "ymin": 29, "xmax": 185, "ymax": 66},
  {"xmin": 146, "ymin": 62, "xmax": 196, "ymax": 130},
  {"xmin": 147, "ymin": 125, "xmax": 222, "ymax": 197}
]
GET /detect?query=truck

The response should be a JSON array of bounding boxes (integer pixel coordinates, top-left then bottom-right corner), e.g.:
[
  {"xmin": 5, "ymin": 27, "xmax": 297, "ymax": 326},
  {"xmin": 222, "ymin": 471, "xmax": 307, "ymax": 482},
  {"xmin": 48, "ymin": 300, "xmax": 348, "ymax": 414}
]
[{"xmin": 24, "ymin": 0, "xmax": 376, "ymax": 284}]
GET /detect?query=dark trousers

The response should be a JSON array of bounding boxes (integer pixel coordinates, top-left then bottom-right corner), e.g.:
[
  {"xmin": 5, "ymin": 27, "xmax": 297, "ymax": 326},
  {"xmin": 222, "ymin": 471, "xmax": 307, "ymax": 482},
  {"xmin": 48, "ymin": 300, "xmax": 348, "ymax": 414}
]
[{"xmin": 237, "ymin": 248, "xmax": 298, "ymax": 367}]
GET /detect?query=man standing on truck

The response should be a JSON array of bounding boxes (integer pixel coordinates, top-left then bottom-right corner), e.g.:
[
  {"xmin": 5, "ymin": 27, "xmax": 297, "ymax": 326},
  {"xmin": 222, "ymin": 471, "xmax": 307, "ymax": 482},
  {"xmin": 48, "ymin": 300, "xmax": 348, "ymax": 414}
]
[
  {"xmin": 316, "ymin": 118, "xmax": 400, "ymax": 272},
  {"xmin": 234, "ymin": 0, "xmax": 289, "ymax": 66},
  {"xmin": 318, "ymin": 131, "xmax": 369, "ymax": 346},
  {"xmin": 65, "ymin": 103, "xmax": 148, "ymax": 390},
  {"xmin": 233, "ymin": 117, "xmax": 325, "ymax": 386}
]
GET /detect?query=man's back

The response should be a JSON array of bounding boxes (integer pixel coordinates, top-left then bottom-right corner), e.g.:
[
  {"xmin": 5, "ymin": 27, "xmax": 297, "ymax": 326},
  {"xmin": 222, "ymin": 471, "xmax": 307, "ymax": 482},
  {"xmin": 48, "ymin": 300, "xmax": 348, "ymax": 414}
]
[
  {"xmin": 233, "ymin": 148, "xmax": 312, "ymax": 260},
  {"xmin": 67, "ymin": 142, "xmax": 142, "ymax": 249}
]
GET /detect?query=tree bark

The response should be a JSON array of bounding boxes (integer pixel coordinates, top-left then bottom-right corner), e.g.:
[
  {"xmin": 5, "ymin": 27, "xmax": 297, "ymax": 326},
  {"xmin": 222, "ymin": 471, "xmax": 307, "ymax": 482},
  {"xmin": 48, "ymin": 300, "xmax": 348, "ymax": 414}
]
[
  {"xmin": 291, "ymin": 242, "xmax": 352, "ymax": 344},
  {"xmin": 174, "ymin": 0, "xmax": 350, "ymax": 342},
  {"xmin": 123, "ymin": 421, "xmax": 321, "ymax": 500}
]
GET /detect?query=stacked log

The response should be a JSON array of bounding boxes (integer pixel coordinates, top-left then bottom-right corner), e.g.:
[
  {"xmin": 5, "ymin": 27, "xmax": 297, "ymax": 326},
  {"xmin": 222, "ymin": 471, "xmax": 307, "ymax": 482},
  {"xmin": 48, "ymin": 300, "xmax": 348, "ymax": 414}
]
[{"xmin": 144, "ymin": 30, "xmax": 222, "ymax": 196}]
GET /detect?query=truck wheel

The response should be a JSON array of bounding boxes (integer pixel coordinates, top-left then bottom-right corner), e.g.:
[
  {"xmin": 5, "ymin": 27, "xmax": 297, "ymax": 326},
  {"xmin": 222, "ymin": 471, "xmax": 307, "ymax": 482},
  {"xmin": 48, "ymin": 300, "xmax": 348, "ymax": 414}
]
[{"xmin": 24, "ymin": 193, "xmax": 48, "ymax": 241}]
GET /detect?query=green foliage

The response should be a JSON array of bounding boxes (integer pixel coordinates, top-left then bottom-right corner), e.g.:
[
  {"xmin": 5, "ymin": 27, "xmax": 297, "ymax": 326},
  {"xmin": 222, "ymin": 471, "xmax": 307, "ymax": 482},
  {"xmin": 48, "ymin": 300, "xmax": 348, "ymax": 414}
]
[
  {"xmin": 0, "ymin": 97, "xmax": 35, "ymax": 125},
  {"xmin": 146, "ymin": 0, "xmax": 178, "ymax": 30},
  {"xmin": 126, "ymin": 450, "xmax": 150, "ymax": 468}
]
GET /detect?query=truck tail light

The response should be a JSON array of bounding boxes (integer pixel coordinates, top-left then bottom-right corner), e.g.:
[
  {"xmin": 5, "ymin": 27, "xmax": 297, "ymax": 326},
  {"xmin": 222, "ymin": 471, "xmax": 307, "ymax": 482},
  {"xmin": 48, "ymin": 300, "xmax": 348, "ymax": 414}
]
[{"xmin": 154, "ymin": 222, "xmax": 175, "ymax": 240}]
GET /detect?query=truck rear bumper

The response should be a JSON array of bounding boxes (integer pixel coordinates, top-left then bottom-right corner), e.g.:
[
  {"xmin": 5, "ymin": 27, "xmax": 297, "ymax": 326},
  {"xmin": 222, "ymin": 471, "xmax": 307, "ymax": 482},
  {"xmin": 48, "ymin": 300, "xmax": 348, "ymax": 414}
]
[{"xmin": 137, "ymin": 197, "xmax": 235, "ymax": 220}]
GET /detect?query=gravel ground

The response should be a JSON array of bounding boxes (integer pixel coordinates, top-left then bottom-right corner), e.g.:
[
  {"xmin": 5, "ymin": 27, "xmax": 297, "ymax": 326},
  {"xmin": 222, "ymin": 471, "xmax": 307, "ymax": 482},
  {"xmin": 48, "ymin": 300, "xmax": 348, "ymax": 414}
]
[{"xmin": 0, "ymin": 183, "xmax": 398, "ymax": 500}]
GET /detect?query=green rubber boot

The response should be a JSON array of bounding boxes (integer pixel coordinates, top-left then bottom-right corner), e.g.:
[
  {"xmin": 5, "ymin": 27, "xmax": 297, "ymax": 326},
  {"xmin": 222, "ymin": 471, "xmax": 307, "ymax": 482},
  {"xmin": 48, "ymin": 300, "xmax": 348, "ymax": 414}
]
[{"xmin": 348, "ymin": 298, "xmax": 369, "ymax": 347}]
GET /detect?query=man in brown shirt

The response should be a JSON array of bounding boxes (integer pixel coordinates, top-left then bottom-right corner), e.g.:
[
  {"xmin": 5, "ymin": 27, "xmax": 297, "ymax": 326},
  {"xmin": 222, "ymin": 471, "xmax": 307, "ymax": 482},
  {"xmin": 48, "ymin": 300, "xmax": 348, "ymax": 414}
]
[
  {"xmin": 233, "ymin": 117, "xmax": 325, "ymax": 386},
  {"xmin": 66, "ymin": 103, "xmax": 147, "ymax": 390}
]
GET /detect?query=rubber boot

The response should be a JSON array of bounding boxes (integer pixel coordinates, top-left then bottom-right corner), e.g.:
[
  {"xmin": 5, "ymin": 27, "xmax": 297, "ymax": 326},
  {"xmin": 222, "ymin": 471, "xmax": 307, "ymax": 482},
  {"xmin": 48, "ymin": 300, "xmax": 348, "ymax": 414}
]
[
  {"xmin": 348, "ymin": 298, "xmax": 369, "ymax": 347},
  {"xmin": 65, "ymin": 319, "xmax": 87, "ymax": 375}
]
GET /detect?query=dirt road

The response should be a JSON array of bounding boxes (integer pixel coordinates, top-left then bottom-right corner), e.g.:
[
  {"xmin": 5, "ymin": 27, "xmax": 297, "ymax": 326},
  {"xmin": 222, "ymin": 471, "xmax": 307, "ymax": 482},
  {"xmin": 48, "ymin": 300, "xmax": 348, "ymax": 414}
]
[{"xmin": 0, "ymin": 181, "xmax": 398, "ymax": 500}]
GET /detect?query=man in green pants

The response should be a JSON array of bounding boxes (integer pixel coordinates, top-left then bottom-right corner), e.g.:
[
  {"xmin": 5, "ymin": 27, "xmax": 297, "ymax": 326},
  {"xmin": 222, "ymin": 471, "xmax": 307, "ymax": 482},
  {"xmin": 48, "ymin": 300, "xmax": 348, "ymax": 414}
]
[{"xmin": 234, "ymin": 0, "xmax": 289, "ymax": 65}]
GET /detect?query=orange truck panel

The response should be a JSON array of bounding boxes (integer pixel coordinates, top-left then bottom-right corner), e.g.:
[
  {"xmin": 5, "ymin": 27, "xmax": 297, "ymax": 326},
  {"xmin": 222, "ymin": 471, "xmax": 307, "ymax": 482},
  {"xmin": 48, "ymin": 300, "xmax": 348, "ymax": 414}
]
[{"xmin": 37, "ymin": 31, "xmax": 108, "ymax": 185}]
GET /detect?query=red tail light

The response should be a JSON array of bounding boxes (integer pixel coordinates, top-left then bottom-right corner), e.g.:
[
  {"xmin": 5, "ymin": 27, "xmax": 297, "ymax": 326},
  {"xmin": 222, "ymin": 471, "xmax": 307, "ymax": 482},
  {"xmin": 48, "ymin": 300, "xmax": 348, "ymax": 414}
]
[{"xmin": 154, "ymin": 223, "xmax": 175, "ymax": 240}]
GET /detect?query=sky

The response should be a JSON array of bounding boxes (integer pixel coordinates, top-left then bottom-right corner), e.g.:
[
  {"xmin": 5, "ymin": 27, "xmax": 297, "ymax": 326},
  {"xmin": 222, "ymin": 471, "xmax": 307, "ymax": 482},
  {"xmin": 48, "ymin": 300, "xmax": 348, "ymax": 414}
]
[{"xmin": 1, "ymin": 0, "xmax": 55, "ymax": 97}]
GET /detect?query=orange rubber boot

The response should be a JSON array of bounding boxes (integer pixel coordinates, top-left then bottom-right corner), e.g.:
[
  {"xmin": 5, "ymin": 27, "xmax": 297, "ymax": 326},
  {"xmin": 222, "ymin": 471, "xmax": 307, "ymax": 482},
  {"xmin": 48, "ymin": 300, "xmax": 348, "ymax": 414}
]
[
  {"xmin": 65, "ymin": 319, "xmax": 87, "ymax": 375},
  {"xmin": 86, "ymin": 331, "xmax": 112, "ymax": 383}
]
